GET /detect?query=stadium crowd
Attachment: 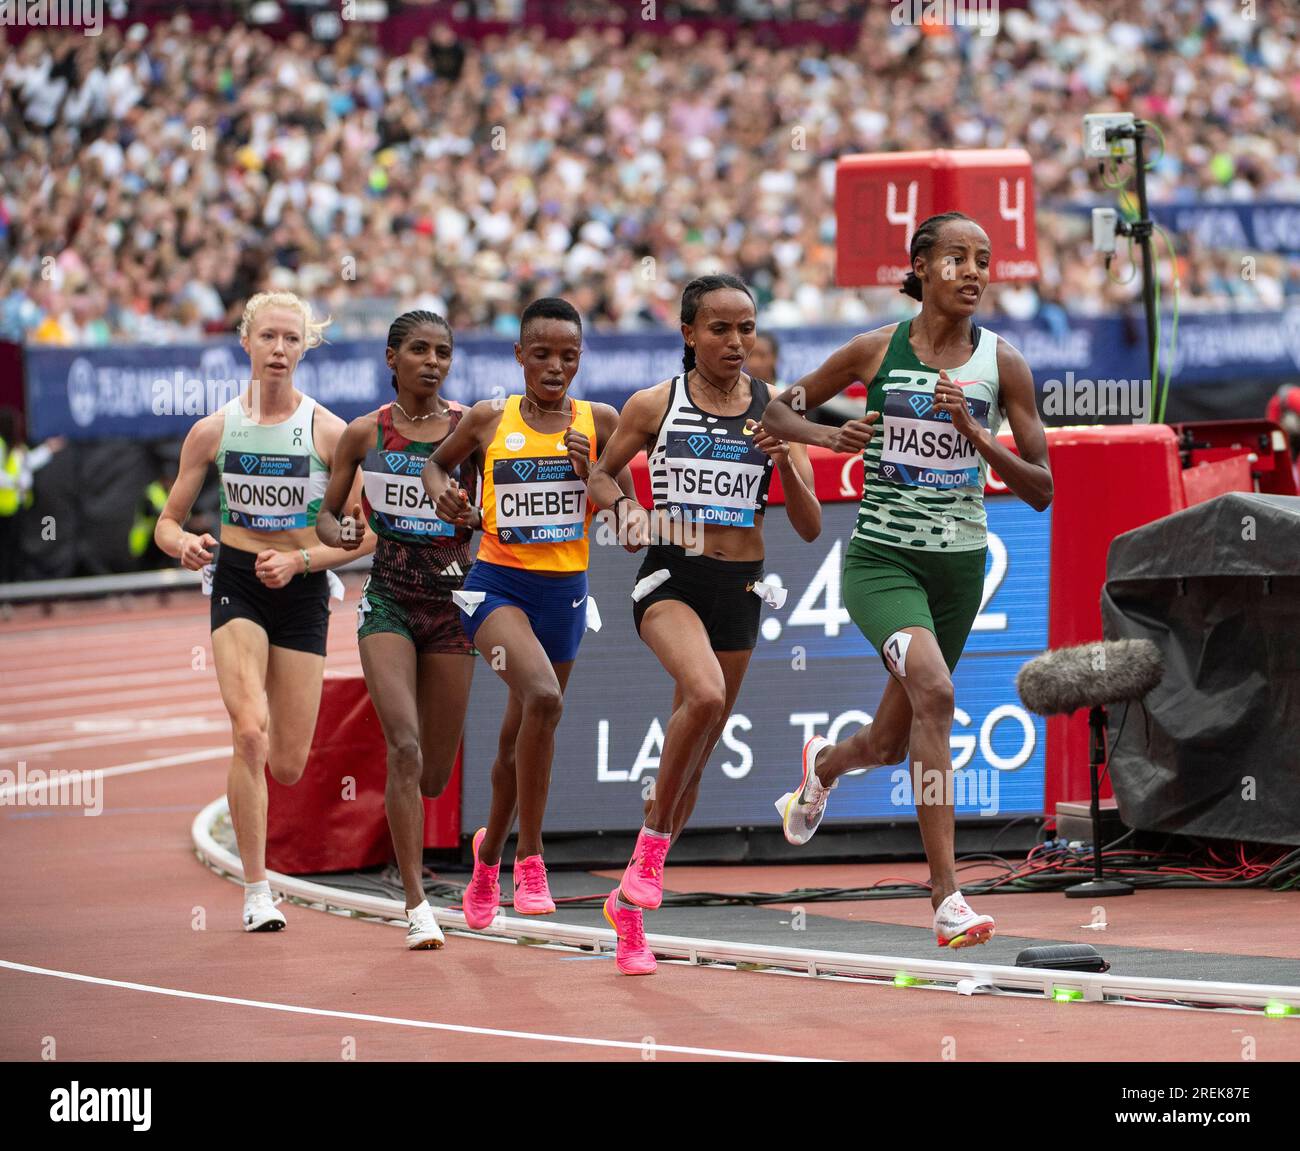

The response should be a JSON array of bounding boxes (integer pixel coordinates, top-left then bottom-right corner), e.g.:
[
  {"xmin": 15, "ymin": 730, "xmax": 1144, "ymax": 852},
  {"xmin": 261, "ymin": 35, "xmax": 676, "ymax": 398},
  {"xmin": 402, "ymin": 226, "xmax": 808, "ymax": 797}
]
[{"xmin": 1, "ymin": 0, "xmax": 1298, "ymax": 344}]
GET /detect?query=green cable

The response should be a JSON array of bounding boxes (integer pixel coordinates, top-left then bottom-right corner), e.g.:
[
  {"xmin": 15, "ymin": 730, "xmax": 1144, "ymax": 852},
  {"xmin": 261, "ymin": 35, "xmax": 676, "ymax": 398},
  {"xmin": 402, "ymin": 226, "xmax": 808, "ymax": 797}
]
[
  {"xmin": 1142, "ymin": 120, "xmax": 1167, "ymax": 169},
  {"xmin": 1149, "ymin": 238, "xmax": 1162, "ymax": 424},
  {"xmin": 1153, "ymin": 223, "xmax": 1182, "ymax": 423}
]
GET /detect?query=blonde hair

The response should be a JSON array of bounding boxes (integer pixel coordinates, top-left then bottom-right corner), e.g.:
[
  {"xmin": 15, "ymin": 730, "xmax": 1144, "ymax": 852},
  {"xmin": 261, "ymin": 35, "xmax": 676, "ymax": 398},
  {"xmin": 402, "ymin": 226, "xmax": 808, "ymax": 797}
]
[{"xmin": 238, "ymin": 291, "xmax": 331, "ymax": 351}]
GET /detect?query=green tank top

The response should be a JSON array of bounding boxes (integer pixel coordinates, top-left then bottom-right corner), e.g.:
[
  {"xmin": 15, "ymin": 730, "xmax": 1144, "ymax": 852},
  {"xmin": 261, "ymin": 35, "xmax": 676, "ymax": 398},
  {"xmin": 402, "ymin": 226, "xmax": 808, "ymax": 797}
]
[
  {"xmin": 854, "ymin": 319, "xmax": 1001, "ymax": 552},
  {"xmin": 217, "ymin": 393, "xmax": 329, "ymax": 532}
]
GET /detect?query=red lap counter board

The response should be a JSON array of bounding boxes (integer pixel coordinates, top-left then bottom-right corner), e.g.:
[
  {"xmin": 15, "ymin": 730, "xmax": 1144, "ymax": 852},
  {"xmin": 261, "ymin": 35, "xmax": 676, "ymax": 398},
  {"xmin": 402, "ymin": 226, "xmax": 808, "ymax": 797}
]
[{"xmin": 268, "ymin": 424, "xmax": 1275, "ymax": 871}]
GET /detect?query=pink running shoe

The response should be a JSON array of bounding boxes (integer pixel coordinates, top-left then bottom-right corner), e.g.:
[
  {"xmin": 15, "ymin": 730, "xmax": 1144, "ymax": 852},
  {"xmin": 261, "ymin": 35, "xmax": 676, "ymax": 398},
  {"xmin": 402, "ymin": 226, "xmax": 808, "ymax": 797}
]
[
  {"xmin": 603, "ymin": 888, "xmax": 656, "ymax": 976},
  {"xmin": 933, "ymin": 890, "xmax": 995, "ymax": 949},
  {"xmin": 512, "ymin": 854, "xmax": 556, "ymax": 915},
  {"xmin": 619, "ymin": 827, "xmax": 670, "ymax": 910},
  {"xmin": 462, "ymin": 827, "xmax": 501, "ymax": 930}
]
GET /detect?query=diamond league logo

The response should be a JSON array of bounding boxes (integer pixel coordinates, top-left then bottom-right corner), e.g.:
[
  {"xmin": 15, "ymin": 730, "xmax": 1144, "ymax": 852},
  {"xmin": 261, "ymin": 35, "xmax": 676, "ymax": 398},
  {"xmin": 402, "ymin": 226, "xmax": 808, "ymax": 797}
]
[
  {"xmin": 687, "ymin": 432, "xmax": 713, "ymax": 457},
  {"xmin": 239, "ymin": 453, "xmax": 260, "ymax": 473},
  {"xmin": 909, "ymin": 393, "xmax": 933, "ymax": 418},
  {"xmin": 67, "ymin": 357, "xmax": 97, "ymax": 428},
  {"xmin": 384, "ymin": 451, "xmax": 408, "ymax": 472},
  {"xmin": 512, "ymin": 459, "xmax": 536, "ymax": 481}
]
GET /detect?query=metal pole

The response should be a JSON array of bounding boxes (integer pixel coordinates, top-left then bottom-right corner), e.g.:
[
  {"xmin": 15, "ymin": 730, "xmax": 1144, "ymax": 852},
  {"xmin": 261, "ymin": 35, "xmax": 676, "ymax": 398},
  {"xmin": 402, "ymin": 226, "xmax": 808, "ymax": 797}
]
[{"xmin": 1131, "ymin": 123, "xmax": 1159, "ymax": 421}]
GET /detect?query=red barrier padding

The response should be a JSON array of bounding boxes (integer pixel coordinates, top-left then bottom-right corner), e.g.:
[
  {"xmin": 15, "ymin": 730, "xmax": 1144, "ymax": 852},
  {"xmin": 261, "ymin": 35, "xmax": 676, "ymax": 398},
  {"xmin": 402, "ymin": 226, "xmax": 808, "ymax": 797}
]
[
  {"xmin": 265, "ymin": 673, "xmax": 460, "ymax": 875},
  {"xmin": 835, "ymin": 149, "xmax": 1040, "ymax": 288},
  {"xmin": 1041, "ymin": 425, "xmax": 1187, "ymax": 812},
  {"xmin": 1172, "ymin": 420, "xmax": 1298, "ymax": 497}
]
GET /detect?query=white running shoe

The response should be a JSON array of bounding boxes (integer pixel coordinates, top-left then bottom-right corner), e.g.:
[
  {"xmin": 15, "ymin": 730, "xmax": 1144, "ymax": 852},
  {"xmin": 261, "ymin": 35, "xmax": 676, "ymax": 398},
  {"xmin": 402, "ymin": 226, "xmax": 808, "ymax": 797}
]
[
  {"xmin": 406, "ymin": 901, "xmax": 445, "ymax": 950},
  {"xmin": 933, "ymin": 891, "xmax": 995, "ymax": 949},
  {"xmin": 775, "ymin": 736, "xmax": 837, "ymax": 845},
  {"xmin": 243, "ymin": 890, "xmax": 286, "ymax": 933}
]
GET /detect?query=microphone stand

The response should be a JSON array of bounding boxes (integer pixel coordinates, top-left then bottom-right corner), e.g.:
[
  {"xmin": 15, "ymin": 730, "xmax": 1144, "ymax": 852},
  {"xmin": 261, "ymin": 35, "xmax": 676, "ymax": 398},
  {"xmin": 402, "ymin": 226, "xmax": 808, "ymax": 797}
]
[{"xmin": 1064, "ymin": 705, "xmax": 1135, "ymax": 898}]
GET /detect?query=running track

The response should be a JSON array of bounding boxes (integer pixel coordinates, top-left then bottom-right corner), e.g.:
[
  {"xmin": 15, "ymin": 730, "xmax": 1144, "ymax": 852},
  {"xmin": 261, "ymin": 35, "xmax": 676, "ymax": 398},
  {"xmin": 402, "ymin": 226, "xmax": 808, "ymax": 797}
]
[{"xmin": 3, "ymin": 592, "xmax": 1298, "ymax": 1062}]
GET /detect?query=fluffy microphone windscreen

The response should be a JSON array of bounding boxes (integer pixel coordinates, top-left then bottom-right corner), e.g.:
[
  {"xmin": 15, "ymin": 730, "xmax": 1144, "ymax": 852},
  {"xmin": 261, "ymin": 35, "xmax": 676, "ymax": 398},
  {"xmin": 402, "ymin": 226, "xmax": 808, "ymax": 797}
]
[{"xmin": 1016, "ymin": 639, "xmax": 1164, "ymax": 717}]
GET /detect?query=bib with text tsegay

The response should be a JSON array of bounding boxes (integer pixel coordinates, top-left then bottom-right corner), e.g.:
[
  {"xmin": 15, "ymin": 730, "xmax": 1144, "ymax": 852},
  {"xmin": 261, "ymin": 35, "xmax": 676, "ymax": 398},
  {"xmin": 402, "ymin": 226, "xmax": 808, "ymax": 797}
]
[
  {"xmin": 217, "ymin": 393, "xmax": 328, "ymax": 532},
  {"xmin": 649, "ymin": 373, "xmax": 774, "ymax": 527},
  {"xmin": 662, "ymin": 431, "xmax": 769, "ymax": 525},
  {"xmin": 477, "ymin": 393, "xmax": 597, "ymax": 572}
]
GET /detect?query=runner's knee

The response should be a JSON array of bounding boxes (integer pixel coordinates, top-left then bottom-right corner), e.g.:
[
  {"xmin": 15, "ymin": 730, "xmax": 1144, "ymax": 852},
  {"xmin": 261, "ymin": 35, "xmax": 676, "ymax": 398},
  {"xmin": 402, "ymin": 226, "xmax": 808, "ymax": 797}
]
[
  {"xmin": 232, "ymin": 718, "xmax": 269, "ymax": 772},
  {"xmin": 386, "ymin": 737, "xmax": 422, "ymax": 781},
  {"xmin": 521, "ymin": 682, "xmax": 564, "ymax": 728}
]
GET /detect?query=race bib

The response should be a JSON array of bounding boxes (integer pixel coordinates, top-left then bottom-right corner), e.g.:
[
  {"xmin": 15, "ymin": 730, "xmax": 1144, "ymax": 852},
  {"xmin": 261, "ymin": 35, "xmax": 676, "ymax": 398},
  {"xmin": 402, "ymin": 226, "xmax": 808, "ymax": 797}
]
[
  {"xmin": 661, "ymin": 429, "xmax": 770, "ymax": 527},
  {"xmin": 877, "ymin": 388, "xmax": 990, "ymax": 490},
  {"xmin": 363, "ymin": 449, "xmax": 454, "ymax": 538},
  {"xmin": 222, "ymin": 451, "xmax": 310, "ymax": 530},
  {"xmin": 493, "ymin": 456, "xmax": 586, "ymax": 545}
]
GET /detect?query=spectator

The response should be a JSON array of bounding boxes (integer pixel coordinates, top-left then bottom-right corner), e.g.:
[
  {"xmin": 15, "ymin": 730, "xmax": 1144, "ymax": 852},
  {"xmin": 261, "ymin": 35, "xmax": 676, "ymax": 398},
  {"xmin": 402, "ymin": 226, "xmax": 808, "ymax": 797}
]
[{"xmin": 2, "ymin": 2, "xmax": 1298, "ymax": 343}]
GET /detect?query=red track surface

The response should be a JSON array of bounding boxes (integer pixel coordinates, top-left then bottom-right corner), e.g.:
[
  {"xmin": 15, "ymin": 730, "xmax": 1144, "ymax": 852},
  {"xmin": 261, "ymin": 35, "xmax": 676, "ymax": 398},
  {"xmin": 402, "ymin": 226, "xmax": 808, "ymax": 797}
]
[{"xmin": 3, "ymin": 592, "xmax": 1299, "ymax": 1062}]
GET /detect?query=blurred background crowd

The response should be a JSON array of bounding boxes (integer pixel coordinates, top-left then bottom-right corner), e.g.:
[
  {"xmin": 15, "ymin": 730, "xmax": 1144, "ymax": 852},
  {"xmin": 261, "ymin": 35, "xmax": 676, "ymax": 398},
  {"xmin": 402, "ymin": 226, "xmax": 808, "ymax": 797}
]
[{"xmin": 3, "ymin": 0, "xmax": 1299, "ymax": 345}]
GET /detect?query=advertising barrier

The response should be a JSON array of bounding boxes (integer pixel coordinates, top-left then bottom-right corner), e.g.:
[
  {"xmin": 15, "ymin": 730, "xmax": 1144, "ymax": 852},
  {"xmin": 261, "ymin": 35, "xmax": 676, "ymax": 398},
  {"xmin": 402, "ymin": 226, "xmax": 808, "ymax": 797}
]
[
  {"xmin": 25, "ymin": 309, "xmax": 1300, "ymax": 441},
  {"xmin": 460, "ymin": 496, "xmax": 1050, "ymax": 834}
]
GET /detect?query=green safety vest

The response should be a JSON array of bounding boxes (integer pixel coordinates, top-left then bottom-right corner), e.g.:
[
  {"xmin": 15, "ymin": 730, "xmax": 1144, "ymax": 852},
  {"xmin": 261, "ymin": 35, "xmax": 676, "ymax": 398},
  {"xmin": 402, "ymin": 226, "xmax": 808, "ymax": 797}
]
[
  {"xmin": 0, "ymin": 437, "xmax": 33, "ymax": 517},
  {"xmin": 129, "ymin": 481, "xmax": 168, "ymax": 558}
]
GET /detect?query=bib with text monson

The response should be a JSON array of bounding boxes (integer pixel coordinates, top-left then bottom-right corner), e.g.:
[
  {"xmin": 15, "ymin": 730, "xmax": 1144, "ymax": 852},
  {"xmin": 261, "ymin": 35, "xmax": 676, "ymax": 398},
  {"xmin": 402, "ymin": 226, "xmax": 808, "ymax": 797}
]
[{"xmin": 222, "ymin": 451, "xmax": 311, "ymax": 531}]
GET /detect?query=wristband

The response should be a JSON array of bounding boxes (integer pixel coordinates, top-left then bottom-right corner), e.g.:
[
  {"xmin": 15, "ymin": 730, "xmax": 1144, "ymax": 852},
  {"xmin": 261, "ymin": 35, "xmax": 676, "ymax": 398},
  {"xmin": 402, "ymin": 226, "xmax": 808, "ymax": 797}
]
[
  {"xmin": 613, "ymin": 494, "xmax": 637, "ymax": 524},
  {"xmin": 300, "ymin": 548, "xmax": 311, "ymax": 575}
]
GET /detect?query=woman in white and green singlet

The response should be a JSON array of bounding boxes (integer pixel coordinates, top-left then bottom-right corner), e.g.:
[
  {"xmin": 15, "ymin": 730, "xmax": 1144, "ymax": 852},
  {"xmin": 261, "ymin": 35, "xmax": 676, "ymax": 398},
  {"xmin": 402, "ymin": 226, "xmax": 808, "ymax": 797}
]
[
  {"xmin": 156, "ymin": 291, "xmax": 371, "ymax": 934},
  {"xmin": 761, "ymin": 212, "xmax": 1054, "ymax": 950}
]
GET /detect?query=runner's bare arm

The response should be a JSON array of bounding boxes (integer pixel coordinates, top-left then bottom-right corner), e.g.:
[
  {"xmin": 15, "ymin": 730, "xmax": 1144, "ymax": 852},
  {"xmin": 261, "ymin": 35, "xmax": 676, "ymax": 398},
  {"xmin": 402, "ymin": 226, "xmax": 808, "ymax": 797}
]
[
  {"xmin": 316, "ymin": 415, "xmax": 373, "ymax": 550},
  {"xmin": 944, "ymin": 343, "xmax": 1052, "ymax": 512},
  {"xmin": 303, "ymin": 408, "xmax": 374, "ymax": 568},
  {"xmin": 588, "ymin": 386, "xmax": 664, "ymax": 511},
  {"xmin": 424, "ymin": 399, "xmax": 498, "ymax": 523},
  {"xmin": 761, "ymin": 329, "xmax": 893, "ymax": 453},
  {"xmin": 773, "ymin": 440, "xmax": 821, "ymax": 542},
  {"xmin": 589, "ymin": 401, "xmax": 640, "ymax": 501},
  {"xmin": 155, "ymin": 412, "xmax": 222, "ymax": 568}
]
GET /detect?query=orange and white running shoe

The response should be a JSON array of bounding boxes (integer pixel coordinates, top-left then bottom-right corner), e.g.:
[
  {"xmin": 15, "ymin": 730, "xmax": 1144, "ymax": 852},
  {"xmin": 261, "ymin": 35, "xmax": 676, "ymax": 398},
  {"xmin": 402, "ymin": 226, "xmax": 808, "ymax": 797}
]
[{"xmin": 776, "ymin": 736, "xmax": 836, "ymax": 846}]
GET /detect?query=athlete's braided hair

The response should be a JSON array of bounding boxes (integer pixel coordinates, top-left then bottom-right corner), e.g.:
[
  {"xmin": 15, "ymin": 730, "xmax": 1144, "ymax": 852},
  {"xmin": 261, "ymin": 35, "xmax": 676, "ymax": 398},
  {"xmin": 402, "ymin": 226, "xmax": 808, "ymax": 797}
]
[
  {"xmin": 680, "ymin": 274, "xmax": 755, "ymax": 372},
  {"xmin": 900, "ymin": 211, "xmax": 976, "ymax": 302},
  {"xmin": 386, "ymin": 310, "xmax": 452, "ymax": 391}
]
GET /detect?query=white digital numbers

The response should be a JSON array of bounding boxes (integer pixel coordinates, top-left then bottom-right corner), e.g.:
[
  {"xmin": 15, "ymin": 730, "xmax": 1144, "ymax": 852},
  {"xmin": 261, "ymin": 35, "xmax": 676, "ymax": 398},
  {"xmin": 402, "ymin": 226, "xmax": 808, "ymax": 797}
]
[
  {"xmin": 762, "ymin": 532, "xmax": 1010, "ymax": 640},
  {"xmin": 971, "ymin": 531, "xmax": 1008, "ymax": 632}
]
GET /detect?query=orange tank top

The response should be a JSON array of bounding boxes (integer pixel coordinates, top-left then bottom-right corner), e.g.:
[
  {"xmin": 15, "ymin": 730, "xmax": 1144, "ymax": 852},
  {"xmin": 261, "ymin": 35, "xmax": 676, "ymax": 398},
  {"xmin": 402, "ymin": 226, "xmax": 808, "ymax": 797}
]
[{"xmin": 477, "ymin": 394, "xmax": 597, "ymax": 572}]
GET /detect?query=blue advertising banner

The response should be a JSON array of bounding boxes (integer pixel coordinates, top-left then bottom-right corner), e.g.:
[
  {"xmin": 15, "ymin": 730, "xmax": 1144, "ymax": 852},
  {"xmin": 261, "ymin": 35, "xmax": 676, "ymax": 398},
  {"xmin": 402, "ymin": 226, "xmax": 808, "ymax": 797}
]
[
  {"xmin": 1063, "ymin": 200, "xmax": 1300, "ymax": 255},
  {"xmin": 460, "ymin": 496, "xmax": 1050, "ymax": 833},
  {"xmin": 25, "ymin": 307, "xmax": 1300, "ymax": 440}
]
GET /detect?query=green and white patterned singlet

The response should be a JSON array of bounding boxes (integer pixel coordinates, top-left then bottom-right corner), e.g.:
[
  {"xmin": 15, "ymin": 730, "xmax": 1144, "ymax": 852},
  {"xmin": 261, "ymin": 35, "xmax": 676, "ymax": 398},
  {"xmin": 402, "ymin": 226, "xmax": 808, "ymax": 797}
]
[{"xmin": 853, "ymin": 319, "xmax": 1001, "ymax": 552}]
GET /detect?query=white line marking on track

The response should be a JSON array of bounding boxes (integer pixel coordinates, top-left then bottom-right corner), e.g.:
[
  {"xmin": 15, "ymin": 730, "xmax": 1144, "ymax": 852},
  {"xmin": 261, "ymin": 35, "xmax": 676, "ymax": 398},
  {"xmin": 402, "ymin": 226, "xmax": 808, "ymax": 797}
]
[
  {"xmin": 0, "ymin": 721, "xmax": 229, "ymax": 758},
  {"xmin": 0, "ymin": 959, "xmax": 829, "ymax": 1061},
  {"xmin": 10, "ymin": 685, "xmax": 222, "ymax": 717},
  {"xmin": 0, "ymin": 746, "xmax": 231, "ymax": 802},
  {"xmin": 7, "ymin": 669, "xmax": 212, "ymax": 698},
  {"xmin": 0, "ymin": 706, "xmax": 227, "ymax": 738}
]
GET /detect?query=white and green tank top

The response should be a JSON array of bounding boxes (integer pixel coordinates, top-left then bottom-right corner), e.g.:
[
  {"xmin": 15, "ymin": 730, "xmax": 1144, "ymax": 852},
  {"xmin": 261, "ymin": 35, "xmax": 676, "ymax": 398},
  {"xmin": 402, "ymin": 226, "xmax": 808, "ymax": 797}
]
[
  {"xmin": 217, "ymin": 393, "xmax": 329, "ymax": 532},
  {"xmin": 853, "ymin": 319, "xmax": 1001, "ymax": 552}
]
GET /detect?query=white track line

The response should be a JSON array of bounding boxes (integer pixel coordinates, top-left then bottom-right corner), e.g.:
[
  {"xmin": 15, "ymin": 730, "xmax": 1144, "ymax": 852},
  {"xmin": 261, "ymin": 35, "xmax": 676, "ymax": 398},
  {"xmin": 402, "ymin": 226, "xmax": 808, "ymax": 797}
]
[
  {"xmin": 0, "ymin": 746, "xmax": 230, "ymax": 803},
  {"xmin": 8, "ymin": 670, "xmax": 213, "ymax": 698},
  {"xmin": 0, "ymin": 721, "xmax": 229, "ymax": 759},
  {"xmin": 0, "ymin": 653, "xmax": 208, "ymax": 678},
  {"xmin": 0, "ymin": 959, "xmax": 826, "ymax": 1062},
  {"xmin": 12, "ymin": 684, "xmax": 220, "ymax": 716},
  {"xmin": 0, "ymin": 704, "xmax": 228, "ymax": 738}
]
